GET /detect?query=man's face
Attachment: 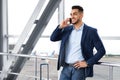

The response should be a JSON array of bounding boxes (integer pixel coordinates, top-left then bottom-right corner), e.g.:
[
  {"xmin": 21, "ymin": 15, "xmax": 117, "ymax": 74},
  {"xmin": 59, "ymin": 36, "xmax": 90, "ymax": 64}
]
[{"xmin": 70, "ymin": 9, "xmax": 83, "ymax": 24}]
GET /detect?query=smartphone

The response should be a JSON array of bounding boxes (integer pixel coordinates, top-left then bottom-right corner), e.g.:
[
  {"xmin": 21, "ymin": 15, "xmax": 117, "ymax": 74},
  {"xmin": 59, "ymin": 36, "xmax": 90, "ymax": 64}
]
[{"xmin": 69, "ymin": 18, "xmax": 72, "ymax": 24}]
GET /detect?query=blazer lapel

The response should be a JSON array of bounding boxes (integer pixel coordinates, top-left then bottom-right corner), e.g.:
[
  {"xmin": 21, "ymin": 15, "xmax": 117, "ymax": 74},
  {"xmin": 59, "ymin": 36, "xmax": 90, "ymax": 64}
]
[
  {"xmin": 81, "ymin": 24, "xmax": 88, "ymax": 46},
  {"xmin": 64, "ymin": 26, "xmax": 73, "ymax": 42}
]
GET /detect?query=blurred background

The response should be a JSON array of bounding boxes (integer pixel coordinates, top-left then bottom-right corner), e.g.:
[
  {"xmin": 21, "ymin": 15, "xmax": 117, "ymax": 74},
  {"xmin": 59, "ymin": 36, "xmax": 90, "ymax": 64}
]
[
  {"xmin": 8, "ymin": 0, "xmax": 120, "ymax": 56},
  {"xmin": 0, "ymin": 0, "xmax": 120, "ymax": 80}
]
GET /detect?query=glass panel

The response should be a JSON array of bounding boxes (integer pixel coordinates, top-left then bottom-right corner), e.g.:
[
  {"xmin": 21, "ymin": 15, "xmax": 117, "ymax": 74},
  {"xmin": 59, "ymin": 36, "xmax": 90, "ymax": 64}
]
[
  {"xmin": 103, "ymin": 40, "xmax": 120, "ymax": 55},
  {"xmin": 8, "ymin": 0, "xmax": 39, "ymax": 35},
  {"xmin": 34, "ymin": 38, "xmax": 60, "ymax": 56},
  {"xmin": 64, "ymin": 0, "xmax": 120, "ymax": 36}
]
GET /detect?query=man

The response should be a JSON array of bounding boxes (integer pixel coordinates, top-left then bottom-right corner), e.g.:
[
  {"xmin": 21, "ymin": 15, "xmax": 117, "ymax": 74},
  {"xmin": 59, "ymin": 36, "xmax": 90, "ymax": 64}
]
[{"xmin": 50, "ymin": 5, "xmax": 106, "ymax": 80}]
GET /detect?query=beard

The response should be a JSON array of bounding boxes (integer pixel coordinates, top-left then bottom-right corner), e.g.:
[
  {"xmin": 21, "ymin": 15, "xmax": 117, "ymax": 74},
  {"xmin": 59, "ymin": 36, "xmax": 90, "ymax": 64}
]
[{"xmin": 72, "ymin": 19, "xmax": 81, "ymax": 25}]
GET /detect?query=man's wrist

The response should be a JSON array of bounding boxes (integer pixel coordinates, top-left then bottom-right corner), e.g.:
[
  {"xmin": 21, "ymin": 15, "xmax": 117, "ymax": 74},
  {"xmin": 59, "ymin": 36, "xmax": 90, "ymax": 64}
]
[{"xmin": 86, "ymin": 62, "xmax": 90, "ymax": 67}]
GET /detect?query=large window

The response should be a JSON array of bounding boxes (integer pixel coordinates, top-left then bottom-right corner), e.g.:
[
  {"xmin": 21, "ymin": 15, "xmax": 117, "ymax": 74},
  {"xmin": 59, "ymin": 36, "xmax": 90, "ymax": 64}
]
[
  {"xmin": 8, "ymin": 0, "xmax": 120, "ymax": 55},
  {"xmin": 8, "ymin": 0, "xmax": 59, "ymax": 54}
]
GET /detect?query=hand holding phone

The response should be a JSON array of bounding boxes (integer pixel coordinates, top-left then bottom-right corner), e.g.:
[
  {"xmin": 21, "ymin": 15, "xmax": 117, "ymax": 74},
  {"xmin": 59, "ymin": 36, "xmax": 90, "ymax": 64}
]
[
  {"xmin": 59, "ymin": 18, "xmax": 72, "ymax": 29},
  {"xmin": 69, "ymin": 18, "xmax": 72, "ymax": 24}
]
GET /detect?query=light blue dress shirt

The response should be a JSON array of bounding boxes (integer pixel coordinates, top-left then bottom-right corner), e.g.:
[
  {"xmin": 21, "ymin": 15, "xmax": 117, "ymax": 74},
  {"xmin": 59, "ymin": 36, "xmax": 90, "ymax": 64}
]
[{"xmin": 65, "ymin": 23, "xmax": 84, "ymax": 64}]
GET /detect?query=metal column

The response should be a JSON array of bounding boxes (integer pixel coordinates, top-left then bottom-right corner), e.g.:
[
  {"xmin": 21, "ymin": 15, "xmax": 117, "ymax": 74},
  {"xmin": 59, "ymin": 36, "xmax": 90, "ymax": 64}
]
[
  {"xmin": 0, "ymin": 0, "xmax": 3, "ymax": 71},
  {"xmin": 0, "ymin": 0, "xmax": 8, "ymax": 72},
  {"xmin": 6, "ymin": 0, "xmax": 62, "ymax": 80},
  {"xmin": 58, "ymin": 0, "xmax": 65, "ymax": 23}
]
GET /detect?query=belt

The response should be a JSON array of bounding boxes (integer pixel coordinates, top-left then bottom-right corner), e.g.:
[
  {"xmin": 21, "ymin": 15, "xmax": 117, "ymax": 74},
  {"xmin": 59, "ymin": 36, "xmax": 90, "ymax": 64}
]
[{"xmin": 65, "ymin": 63, "xmax": 74, "ymax": 66}]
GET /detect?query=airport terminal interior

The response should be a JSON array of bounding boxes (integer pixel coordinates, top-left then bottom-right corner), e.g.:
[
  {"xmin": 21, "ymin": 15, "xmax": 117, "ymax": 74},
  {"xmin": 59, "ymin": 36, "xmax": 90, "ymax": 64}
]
[{"xmin": 0, "ymin": 0, "xmax": 120, "ymax": 80}]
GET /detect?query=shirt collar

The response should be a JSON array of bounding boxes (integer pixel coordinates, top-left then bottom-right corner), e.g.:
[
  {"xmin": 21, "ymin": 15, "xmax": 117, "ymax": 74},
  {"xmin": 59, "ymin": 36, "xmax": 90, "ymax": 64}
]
[{"xmin": 73, "ymin": 23, "xmax": 84, "ymax": 31}]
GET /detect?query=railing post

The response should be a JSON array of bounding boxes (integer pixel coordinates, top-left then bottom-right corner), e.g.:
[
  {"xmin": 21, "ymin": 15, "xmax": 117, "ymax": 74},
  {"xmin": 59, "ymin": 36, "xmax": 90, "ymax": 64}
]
[
  {"xmin": 109, "ymin": 66, "xmax": 113, "ymax": 80},
  {"xmin": 34, "ymin": 51, "xmax": 37, "ymax": 80}
]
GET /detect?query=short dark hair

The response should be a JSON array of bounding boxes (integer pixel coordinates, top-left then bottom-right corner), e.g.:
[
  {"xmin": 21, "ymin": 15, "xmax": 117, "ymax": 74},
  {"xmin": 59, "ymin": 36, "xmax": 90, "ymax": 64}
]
[{"xmin": 72, "ymin": 5, "xmax": 84, "ymax": 12}]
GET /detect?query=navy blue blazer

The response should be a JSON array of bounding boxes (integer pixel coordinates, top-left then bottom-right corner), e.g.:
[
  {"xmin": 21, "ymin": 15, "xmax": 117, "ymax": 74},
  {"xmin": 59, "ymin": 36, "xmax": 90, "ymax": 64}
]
[{"xmin": 50, "ymin": 24, "xmax": 106, "ymax": 77}]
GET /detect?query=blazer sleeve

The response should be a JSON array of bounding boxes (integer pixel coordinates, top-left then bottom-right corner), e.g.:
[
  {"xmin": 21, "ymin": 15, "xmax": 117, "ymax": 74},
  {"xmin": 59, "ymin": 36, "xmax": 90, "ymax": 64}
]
[
  {"xmin": 87, "ymin": 29, "xmax": 106, "ymax": 66},
  {"xmin": 50, "ymin": 25, "xmax": 63, "ymax": 41}
]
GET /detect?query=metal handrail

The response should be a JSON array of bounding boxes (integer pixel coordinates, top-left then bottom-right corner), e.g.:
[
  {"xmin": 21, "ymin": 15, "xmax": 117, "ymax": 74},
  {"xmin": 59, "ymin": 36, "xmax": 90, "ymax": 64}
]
[
  {"xmin": 0, "ymin": 52, "xmax": 57, "ymax": 80},
  {"xmin": 97, "ymin": 62, "xmax": 120, "ymax": 67},
  {"xmin": 0, "ymin": 52, "xmax": 120, "ymax": 80},
  {"xmin": 0, "ymin": 52, "xmax": 57, "ymax": 60},
  {"xmin": 96, "ymin": 62, "xmax": 120, "ymax": 80}
]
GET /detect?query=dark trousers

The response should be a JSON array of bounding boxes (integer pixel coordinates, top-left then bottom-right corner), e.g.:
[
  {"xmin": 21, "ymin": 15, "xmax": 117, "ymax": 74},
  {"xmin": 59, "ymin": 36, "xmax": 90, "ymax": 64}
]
[{"xmin": 60, "ymin": 64, "xmax": 86, "ymax": 80}]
